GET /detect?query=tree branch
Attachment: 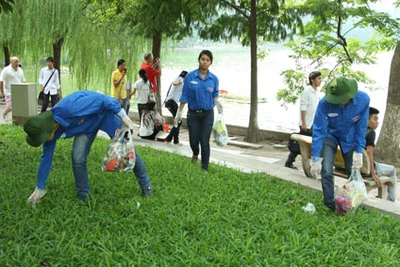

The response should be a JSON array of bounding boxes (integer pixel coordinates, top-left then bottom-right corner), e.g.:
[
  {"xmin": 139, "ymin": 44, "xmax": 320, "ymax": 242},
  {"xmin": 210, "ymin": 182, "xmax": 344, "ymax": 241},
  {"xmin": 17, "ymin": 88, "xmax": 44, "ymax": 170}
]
[
  {"xmin": 336, "ymin": 0, "xmax": 353, "ymax": 63},
  {"xmin": 219, "ymin": 0, "xmax": 250, "ymax": 20}
]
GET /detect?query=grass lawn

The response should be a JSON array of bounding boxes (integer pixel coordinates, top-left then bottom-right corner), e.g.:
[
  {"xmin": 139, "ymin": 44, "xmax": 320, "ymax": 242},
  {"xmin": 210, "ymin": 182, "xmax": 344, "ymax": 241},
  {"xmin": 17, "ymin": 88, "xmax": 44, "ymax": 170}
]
[{"xmin": 0, "ymin": 124, "xmax": 399, "ymax": 266}]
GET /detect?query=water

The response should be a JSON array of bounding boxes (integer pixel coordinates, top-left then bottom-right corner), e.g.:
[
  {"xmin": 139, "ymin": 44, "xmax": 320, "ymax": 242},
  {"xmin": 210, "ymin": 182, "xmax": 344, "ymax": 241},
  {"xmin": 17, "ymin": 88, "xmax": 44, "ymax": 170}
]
[{"xmin": 160, "ymin": 45, "xmax": 394, "ymax": 134}]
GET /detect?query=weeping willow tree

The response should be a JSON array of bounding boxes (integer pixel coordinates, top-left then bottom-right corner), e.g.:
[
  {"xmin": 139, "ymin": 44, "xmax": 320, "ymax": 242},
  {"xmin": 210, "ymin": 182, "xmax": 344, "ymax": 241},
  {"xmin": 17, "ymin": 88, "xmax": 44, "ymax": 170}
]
[{"xmin": 0, "ymin": 0, "xmax": 147, "ymax": 94}]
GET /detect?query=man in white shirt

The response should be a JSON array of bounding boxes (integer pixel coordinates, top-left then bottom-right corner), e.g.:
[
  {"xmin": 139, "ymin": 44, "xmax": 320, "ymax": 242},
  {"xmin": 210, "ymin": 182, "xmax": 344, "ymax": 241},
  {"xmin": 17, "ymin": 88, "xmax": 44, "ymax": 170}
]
[
  {"xmin": 39, "ymin": 57, "xmax": 60, "ymax": 112},
  {"xmin": 285, "ymin": 71, "xmax": 322, "ymax": 169},
  {"xmin": 0, "ymin": 57, "xmax": 26, "ymax": 121}
]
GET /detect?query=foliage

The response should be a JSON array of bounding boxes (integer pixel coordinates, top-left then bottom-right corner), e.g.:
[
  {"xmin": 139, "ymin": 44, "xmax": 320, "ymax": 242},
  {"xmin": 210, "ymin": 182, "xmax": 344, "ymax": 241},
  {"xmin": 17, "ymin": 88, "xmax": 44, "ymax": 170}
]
[
  {"xmin": 1, "ymin": 125, "xmax": 400, "ymax": 265},
  {"xmin": 0, "ymin": 0, "xmax": 13, "ymax": 13},
  {"xmin": 277, "ymin": 0, "xmax": 400, "ymax": 104}
]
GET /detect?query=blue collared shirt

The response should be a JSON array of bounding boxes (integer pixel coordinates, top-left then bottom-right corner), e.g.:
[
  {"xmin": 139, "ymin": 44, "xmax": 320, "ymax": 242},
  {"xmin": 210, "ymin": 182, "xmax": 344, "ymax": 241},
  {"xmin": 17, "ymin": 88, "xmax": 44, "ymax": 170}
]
[
  {"xmin": 312, "ymin": 90, "xmax": 370, "ymax": 160},
  {"xmin": 37, "ymin": 91, "xmax": 122, "ymax": 189},
  {"xmin": 179, "ymin": 69, "xmax": 219, "ymax": 110}
]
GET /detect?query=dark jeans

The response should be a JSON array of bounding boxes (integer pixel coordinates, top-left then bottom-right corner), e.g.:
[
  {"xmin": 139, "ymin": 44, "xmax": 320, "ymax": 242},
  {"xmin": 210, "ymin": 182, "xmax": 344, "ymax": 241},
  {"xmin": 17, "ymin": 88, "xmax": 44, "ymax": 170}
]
[
  {"xmin": 137, "ymin": 103, "xmax": 146, "ymax": 120},
  {"xmin": 140, "ymin": 125, "xmax": 163, "ymax": 140},
  {"xmin": 320, "ymin": 137, "xmax": 354, "ymax": 210},
  {"xmin": 165, "ymin": 99, "xmax": 182, "ymax": 143},
  {"xmin": 41, "ymin": 92, "xmax": 59, "ymax": 113},
  {"xmin": 285, "ymin": 127, "xmax": 312, "ymax": 167},
  {"xmin": 187, "ymin": 109, "xmax": 214, "ymax": 171}
]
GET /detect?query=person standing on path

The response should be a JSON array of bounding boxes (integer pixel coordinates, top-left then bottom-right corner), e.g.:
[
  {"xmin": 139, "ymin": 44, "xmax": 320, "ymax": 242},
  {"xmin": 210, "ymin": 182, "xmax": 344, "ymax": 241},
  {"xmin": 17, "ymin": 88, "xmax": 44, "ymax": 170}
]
[
  {"xmin": 131, "ymin": 69, "xmax": 152, "ymax": 119},
  {"xmin": 165, "ymin": 70, "xmax": 188, "ymax": 144},
  {"xmin": 111, "ymin": 59, "xmax": 129, "ymax": 113},
  {"xmin": 24, "ymin": 91, "xmax": 153, "ymax": 204},
  {"xmin": 174, "ymin": 50, "xmax": 223, "ymax": 173},
  {"xmin": 140, "ymin": 53, "xmax": 161, "ymax": 93},
  {"xmin": 285, "ymin": 71, "xmax": 322, "ymax": 169},
  {"xmin": 310, "ymin": 77, "xmax": 370, "ymax": 211},
  {"xmin": 39, "ymin": 57, "xmax": 60, "ymax": 112},
  {"xmin": 0, "ymin": 57, "xmax": 26, "ymax": 121}
]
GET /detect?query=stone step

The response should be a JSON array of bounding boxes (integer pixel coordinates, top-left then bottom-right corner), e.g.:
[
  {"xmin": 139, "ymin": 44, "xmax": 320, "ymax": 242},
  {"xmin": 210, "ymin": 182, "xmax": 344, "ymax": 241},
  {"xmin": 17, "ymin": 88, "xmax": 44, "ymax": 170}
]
[{"xmin": 227, "ymin": 139, "xmax": 263, "ymax": 149}]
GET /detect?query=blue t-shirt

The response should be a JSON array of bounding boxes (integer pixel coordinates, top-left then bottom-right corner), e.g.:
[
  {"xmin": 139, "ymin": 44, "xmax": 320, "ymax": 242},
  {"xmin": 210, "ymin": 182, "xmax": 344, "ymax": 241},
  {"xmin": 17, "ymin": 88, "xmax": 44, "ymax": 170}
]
[
  {"xmin": 179, "ymin": 69, "xmax": 219, "ymax": 110},
  {"xmin": 312, "ymin": 90, "xmax": 370, "ymax": 159}
]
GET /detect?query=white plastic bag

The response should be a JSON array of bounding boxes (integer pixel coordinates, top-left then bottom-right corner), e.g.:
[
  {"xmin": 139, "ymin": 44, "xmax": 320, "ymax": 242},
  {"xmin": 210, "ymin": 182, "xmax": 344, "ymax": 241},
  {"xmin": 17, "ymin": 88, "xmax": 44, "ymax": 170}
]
[
  {"xmin": 213, "ymin": 114, "xmax": 228, "ymax": 147},
  {"xmin": 102, "ymin": 127, "xmax": 136, "ymax": 172}
]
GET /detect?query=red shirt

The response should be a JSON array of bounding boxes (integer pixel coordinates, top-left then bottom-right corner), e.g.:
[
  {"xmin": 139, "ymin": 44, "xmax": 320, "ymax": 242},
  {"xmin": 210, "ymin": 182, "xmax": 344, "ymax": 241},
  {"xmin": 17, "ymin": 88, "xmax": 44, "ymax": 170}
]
[{"xmin": 140, "ymin": 62, "xmax": 161, "ymax": 92}]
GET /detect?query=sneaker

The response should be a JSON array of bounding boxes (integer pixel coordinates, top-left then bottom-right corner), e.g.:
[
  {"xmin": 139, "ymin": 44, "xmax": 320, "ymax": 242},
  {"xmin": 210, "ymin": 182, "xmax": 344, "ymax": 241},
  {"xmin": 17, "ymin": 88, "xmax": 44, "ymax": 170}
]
[
  {"xmin": 173, "ymin": 137, "xmax": 179, "ymax": 144},
  {"xmin": 392, "ymin": 200, "xmax": 400, "ymax": 204},
  {"xmin": 142, "ymin": 186, "xmax": 153, "ymax": 197},
  {"xmin": 27, "ymin": 187, "xmax": 47, "ymax": 204}
]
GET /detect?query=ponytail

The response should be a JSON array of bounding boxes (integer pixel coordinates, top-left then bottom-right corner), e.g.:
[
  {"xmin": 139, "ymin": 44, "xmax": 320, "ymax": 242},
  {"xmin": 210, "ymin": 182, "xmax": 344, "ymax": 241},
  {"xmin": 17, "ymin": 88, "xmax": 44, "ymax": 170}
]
[{"xmin": 139, "ymin": 69, "xmax": 148, "ymax": 83}]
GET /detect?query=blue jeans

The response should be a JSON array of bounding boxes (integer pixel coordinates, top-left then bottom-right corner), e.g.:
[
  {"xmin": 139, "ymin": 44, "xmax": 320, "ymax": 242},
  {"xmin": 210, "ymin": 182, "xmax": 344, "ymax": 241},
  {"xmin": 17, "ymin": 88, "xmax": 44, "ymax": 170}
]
[
  {"xmin": 320, "ymin": 137, "xmax": 354, "ymax": 210},
  {"xmin": 187, "ymin": 109, "xmax": 214, "ymax": 171},
  {"xmin": 72, "ymin": 133, "xmax": 151, "ymax": 199}
]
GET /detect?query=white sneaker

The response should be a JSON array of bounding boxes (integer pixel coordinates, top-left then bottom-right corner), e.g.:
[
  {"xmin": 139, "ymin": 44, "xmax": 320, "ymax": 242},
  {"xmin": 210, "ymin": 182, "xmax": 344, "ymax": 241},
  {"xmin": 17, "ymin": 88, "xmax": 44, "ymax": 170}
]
[
  {"xmin": 393, "ymin": 200, "xmax": 400, "ymax": 204},
  {"xmin": 27, "ymin": 187, "xmax": 47, "ymax": 204}
]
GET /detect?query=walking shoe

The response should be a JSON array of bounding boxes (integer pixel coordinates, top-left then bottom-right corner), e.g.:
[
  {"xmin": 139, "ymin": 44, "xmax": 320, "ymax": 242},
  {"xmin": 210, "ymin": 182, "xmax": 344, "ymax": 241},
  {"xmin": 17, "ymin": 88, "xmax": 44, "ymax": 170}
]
[
  {"xmin": 191, "ymin": 155, "xmax": 198, "ymax": 163},
  {"xmin": 285, "ymin": 164, "xmax": 298, "ymax": 170},
  {"xmin": 27, "ymin": 187, "xmax": 47, "ymax": 204},
  {"xmin": 142, "ymin": 186, "xmax": 153, "ymax": 197},
  {"xmin": 173, "ymin": 137, "xmax": 179, "ymax": 144}
]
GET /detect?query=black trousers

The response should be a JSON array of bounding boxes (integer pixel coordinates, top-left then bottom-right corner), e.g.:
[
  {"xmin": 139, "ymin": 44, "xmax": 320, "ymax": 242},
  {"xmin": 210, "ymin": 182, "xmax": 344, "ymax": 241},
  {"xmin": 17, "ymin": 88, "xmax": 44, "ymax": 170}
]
[
  {"xmin": 41, "ymin": 92, "xmax": 59, "ymax": 113},
  {"xmin": 285, "ymin": 127, "xmax": 312, "ymax": 166},
  {"xmin": 165, "ymin": 99, "xmax": 182, "ymax": 143}
]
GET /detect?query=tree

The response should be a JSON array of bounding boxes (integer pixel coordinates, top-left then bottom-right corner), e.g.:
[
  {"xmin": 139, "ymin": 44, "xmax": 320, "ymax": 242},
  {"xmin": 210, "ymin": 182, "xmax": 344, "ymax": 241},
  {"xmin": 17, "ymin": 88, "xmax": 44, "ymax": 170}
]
[
  {"xmin": 277, "ymin": 0, "xmax": 399, "ymax": 105},
  {"xmin": 0, "ymin": 0, "xmax": 14, "ymax": 13},
  {"xmin": 198, "ymin": 0, "xmax": 304, "ymax": 143}
]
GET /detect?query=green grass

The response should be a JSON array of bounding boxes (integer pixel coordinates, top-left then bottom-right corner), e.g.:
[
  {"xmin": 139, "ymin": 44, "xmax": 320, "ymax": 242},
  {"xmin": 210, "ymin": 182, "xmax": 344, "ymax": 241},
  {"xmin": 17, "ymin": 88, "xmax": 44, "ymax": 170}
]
[{"xmin": 0, "ymin": 124, "xmax": 399, "ymax": 266}]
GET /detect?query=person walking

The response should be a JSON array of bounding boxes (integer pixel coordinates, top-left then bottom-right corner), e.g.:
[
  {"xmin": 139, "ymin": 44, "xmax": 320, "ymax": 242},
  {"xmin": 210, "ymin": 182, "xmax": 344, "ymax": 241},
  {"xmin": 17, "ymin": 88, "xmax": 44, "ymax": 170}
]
[
  {"xmin": 131, "ymin": 69, "xmax": 152, "ymax": 119},
  {"xmin": 111, "ymin": 59, "xmax": 129, "ymax": 113},
  {"xmin": 285, "ymin": 71, "xmax": 322, "ymax": 169},
  {"xmin": 24, "ymin": 91, "xmax": 153, "ymax": 204},
  {"xmin": 39, "ymin": 57, "xmax": 60, "ymax": 112},
  {"xmin": 165, "ymin": 70, "xmax": 188, "ymax": 144},
  {"xmin": 0, "ymin": 57, "xmax": 26, "ymax": 121},
  {"xmin": 175, "ymin": 50, "xmax": 223, "ymax": 173},
  {"xmin": 310, "ymin": 77, "xmax": 370, "ymax": 211}
]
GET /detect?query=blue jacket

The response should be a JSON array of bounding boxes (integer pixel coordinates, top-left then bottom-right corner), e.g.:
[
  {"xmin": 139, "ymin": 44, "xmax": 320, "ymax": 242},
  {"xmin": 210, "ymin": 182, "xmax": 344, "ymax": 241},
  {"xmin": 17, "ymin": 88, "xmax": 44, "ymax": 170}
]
[
  {"xmin": 312, "ymin": 90, "xmax": 370, "ymax": 160},
  {"xmin": 179, "ymin": 69, "xmax": 219, "ymax": 110},
  {"xmin": 37, "ymin": 91, "xmax": 122, "ymax": 188}
]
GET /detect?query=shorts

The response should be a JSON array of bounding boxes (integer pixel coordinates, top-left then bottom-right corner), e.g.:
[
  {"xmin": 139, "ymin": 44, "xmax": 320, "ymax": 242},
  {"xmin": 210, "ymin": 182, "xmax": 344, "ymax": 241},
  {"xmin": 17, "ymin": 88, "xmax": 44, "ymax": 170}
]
[{"xmin": 5, "ymin": 95, "xmax": 11, "ymax": 109}]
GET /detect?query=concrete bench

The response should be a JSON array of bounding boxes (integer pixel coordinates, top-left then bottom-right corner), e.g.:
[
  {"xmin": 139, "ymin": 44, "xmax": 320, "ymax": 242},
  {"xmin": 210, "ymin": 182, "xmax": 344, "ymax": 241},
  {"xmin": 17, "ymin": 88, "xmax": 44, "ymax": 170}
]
[{"xmin": 291, "ymin": 133, "xmax": 394, "ymax": 198}]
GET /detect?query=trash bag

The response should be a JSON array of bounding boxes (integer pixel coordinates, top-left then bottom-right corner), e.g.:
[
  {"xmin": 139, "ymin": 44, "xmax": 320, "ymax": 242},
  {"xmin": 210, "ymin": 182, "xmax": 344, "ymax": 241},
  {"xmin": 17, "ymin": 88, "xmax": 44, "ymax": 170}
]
[
  {"xmin": 102, "ymin": 127, "xmax": 136, "ymax": 172},
  {"xmin": 213, "ymin": 114, "xmax": 228, "ymax": 147},
  {"xmin": 335, "ymin": 169, "xmax": 368, "ymax": 214}
]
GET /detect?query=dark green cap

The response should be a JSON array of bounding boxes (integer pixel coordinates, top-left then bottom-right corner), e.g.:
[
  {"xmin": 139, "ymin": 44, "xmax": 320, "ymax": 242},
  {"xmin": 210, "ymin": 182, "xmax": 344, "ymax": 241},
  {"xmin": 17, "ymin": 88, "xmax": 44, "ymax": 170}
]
[
  {"xmin": 325, "ymin": 77, "xmax": 358, "ymax": 104},
  {"xmin": 24, "ymin": 111, "xmax": 55, "ymax": 147}
]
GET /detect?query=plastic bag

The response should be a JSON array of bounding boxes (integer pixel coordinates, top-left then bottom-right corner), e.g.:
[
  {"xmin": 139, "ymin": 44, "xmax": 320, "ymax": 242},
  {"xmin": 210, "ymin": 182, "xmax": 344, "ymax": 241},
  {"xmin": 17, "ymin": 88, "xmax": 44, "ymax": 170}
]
[
  {"xmin": 335, "ymin": 169, "xmax": 368, "ymax": 214},
  {"xmin": 102, "ymin": 127, "xmax": 136, "ymax": 172},
  {"xmin": 213, "ymin": 114, "xmax": 228, "ymax": 147}
]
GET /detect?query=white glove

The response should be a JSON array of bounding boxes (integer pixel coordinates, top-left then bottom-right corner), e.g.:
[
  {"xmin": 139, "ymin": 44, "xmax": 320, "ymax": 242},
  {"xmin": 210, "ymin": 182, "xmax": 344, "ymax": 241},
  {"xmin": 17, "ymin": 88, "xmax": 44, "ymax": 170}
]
[
  {"xmin": 310, "ymin": 158, "xmax": 323, "ymax": 179},
  {"xmin": 215, "ymin": 100, "xmax": 223, "ymax": 114},
  {"xmin": 174, "ymin": 110, "xmax": 183, "ymax": 127},
  {"xmin": 122, "ymin": 116, "xmax": 135, "ymax": 130},
  {"xmin": 352, "ymin": 152, "xmax": 363, "ymax": 170},
  {"xmin": 27, "ymin": 187, "xmax": 47, "ymax": 205}
]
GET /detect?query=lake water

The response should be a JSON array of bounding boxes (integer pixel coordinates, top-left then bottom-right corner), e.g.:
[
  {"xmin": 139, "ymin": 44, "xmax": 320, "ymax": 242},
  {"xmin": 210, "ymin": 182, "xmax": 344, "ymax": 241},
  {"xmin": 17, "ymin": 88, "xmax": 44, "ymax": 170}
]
[{"xmin": 159, "ymin": 45, "xmax": 394, "ymax": 134}]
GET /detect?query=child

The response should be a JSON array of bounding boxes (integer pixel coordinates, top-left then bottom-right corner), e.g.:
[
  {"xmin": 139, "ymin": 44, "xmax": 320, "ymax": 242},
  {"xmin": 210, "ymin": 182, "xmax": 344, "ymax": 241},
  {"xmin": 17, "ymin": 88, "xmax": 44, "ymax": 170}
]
[{"xmin": 365, "ymin": 107, "xmax": 399, "ymax": 203}]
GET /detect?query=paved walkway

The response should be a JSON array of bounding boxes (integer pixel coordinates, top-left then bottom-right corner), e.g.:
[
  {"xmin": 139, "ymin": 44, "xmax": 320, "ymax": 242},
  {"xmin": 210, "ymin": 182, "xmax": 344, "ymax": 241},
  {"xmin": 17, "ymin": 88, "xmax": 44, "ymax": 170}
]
[{"xmin": 2, "ymin": 104, "xmax": 399, "ymax": 217}]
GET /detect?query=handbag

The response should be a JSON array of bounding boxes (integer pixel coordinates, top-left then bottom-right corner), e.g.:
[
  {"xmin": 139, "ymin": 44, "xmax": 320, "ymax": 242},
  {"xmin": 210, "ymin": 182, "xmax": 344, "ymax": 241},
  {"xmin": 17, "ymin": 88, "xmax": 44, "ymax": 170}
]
[{"xmin": 38, "ymin": 69, "xmax": 56, "ymax": 105}]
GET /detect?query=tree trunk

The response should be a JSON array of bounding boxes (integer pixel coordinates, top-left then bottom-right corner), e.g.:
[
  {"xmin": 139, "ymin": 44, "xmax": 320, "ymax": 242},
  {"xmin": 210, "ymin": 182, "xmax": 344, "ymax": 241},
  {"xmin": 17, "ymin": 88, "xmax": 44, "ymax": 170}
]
[
  {"xmin": 152, "ymin": 33, "xmax": 162, "ymax": 114},
  {"xmin": 244, "ymin": 0, "xmax": 263, "ymax": 143},
  {"xmin": 374, "ymin": 40, "xmax": 400, "ymax": 163},
  {"xmin": 53, "ymin": 38, "xmax": 64, "ymax": 96},
  {"xmin": 3, "ymin": 45, "xmax": 10, "ymax": 66}
]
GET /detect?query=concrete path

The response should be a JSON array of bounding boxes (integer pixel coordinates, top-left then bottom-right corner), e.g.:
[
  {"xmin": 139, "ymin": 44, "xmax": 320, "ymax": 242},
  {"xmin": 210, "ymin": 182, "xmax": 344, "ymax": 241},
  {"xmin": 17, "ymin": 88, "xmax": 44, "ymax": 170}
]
[{"xmin": 2, "ymin": 104, "xmax": 399, "ymax": 217}]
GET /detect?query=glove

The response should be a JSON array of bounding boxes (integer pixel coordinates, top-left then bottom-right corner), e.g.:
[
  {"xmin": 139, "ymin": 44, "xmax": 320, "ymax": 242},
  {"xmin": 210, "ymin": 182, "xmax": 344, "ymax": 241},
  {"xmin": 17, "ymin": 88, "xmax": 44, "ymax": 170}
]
[
  {"xmin": 310, "ymin": 157, "xmax": 322, "ymax": 179},
  {"xmin": 174, "ymin": 110, "xmax": 183, "ymax": 127},
  {"xmin": 27, "ymin": 187, "xmax": 47, "ymax": 205},
  {"xmin": 215, "ymin": 100, "xmax": 223, "ymax": 114},
  {"xmin": 352, "ymin": 152, "xmax": 363, "ymax": 170},
  {"xmin": 122, "ymin": 116, "xmax": 135, "ymax": 130}
]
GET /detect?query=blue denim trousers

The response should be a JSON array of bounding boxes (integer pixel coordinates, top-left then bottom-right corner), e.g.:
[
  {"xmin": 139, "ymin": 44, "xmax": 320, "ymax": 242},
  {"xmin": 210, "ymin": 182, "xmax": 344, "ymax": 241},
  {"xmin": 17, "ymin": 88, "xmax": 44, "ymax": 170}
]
[
  {"xmin": 320, "ymin": 137, "xmax": 354, "ymax": 210},
  {"xmin": 186, "ymin": 109, "xmax": 214, "ymax": 171},
  {"xmin": 72, "ymin": 133, "xmax": 151, "ymax": 199}
]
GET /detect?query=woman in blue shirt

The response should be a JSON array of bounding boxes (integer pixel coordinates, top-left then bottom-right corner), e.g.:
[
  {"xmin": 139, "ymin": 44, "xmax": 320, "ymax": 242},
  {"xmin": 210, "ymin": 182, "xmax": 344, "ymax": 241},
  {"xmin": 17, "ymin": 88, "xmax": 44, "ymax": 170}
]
[{"xmin": 175, "ymin": 50, "xmax": 223, "ymax": 172}]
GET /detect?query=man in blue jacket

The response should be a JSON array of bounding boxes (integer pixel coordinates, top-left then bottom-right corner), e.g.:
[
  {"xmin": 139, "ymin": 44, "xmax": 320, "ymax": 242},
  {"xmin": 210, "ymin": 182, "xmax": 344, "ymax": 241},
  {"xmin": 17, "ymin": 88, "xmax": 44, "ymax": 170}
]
[
  {"xmin": 24, "ymin": 91, "xmax": 152, "ymax": 204},
  {"xmin": 311, "ymin": 77, "xmax": 370, "ymax": 211}
]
